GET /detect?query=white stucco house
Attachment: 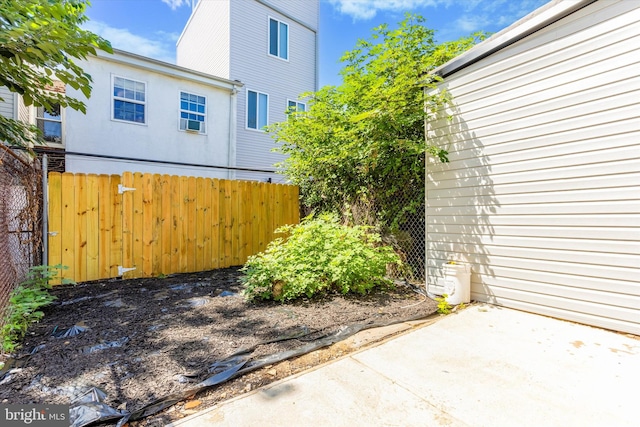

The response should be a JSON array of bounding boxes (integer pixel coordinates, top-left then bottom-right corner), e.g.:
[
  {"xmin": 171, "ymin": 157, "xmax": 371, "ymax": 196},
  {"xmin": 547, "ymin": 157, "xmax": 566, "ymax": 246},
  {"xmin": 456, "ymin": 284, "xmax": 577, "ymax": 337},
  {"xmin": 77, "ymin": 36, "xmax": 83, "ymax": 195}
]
[
  {"xmin": 425, "ymin": 0, "xmax": 640, "ymax": 334},
  {"xmin": 2, "ymin": 50, "xmax": 243, "ymax": 178},
  {"xmin": 64, "ymin": 49, "xmax": 243, "ymax": 178},
  {"xmin": 177, "ymin": 0, "xmax": 319, "ymax": 182}
]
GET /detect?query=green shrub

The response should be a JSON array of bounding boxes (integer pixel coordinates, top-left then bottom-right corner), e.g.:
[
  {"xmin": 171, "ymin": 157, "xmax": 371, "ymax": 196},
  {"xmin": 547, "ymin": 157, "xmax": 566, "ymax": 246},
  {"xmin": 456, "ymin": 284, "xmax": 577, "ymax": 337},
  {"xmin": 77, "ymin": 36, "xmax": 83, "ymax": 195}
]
[
  {"xmin": 1, "ymin": 265, "xmax": 71, "ymax": 353},
  {"xmin": 241, "ymin": 214, "xmax": 400, "ymax": 302}
]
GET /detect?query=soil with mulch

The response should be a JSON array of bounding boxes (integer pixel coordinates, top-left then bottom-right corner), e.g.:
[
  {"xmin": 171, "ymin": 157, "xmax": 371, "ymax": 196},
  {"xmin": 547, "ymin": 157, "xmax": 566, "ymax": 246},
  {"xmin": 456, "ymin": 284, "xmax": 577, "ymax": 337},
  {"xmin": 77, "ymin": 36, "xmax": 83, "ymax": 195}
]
[{"xmin": 0, "ymin": 267, "xmax": 437, "ymax": 426}]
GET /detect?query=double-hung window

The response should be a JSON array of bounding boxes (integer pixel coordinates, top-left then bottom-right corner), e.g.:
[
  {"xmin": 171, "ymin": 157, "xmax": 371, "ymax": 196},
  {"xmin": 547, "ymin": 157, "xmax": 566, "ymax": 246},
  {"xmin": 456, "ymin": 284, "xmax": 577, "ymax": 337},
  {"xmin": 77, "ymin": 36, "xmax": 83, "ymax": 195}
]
[
  {"xmin": 179, "ymin": 92, "xmax": 206, "ymax": 134},
  {"xmin": 112, "ymin": 76, "xmax": 146, "ymax": 124},
  {"xmin": 36, "ymin": 103, "xmax": 63, "ymax": 144},
  {"xmin": 247, "ymin": 90, "xmax": 268, "ymax": 131},
  {"xmin": 268, "ymin": 17, "xmax": 288, "ymax": 60},
  {"xmin": 287, "ymin": 100, "xmax": 306, "ymax": 114}
]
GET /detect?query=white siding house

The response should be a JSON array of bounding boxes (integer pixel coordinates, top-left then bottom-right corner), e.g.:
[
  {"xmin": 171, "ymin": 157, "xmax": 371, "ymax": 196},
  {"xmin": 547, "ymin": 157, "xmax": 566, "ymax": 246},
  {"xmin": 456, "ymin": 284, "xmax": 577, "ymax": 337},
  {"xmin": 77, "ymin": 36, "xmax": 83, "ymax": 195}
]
[
  {"xmin": 426, "ymin": 0, "xmax": 640, "ymax": 334},
  {"xmin": 63, "ymin": 49, "xmax": 242, "ymax": 178},
  {"xmin": 177, "ymin": 0, "xmax": 319, "ymax": 182},
  {"xmin": 0, "ymin": 87, "xmax": 16, "ymax": 120}
]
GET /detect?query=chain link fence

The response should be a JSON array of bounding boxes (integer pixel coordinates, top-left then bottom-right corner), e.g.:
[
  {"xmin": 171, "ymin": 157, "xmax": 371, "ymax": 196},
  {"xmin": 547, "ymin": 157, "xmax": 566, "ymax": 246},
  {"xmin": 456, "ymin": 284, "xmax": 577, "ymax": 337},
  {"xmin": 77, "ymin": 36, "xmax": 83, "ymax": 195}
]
[
  {"xmin": 0, "ymin": 146, "xmax": 43, "ymax": 323},
  {"xmin": 309, "ymin": 189, "xmax": 426, "ymax": 284},
  {"xmin": 383, "ymin": 206, "xmax": 425, "ymax": 284}
]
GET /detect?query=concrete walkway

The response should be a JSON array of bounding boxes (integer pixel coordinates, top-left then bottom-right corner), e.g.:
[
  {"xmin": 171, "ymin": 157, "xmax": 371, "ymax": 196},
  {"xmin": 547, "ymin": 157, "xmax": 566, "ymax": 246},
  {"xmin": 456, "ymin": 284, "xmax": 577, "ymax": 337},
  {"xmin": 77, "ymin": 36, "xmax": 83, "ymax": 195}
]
[{"xmin": 169, "ymin": 305, "xmax": 640, "ymax": 427}]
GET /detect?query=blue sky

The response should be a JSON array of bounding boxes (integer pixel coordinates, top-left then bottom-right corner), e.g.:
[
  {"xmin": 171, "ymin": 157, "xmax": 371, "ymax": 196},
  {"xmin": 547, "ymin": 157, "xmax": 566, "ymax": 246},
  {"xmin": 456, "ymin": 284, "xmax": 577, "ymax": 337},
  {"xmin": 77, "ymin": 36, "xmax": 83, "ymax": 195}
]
[{"xmin": 84, "ymin": 0, "xmax": 548, "ymax": 87}]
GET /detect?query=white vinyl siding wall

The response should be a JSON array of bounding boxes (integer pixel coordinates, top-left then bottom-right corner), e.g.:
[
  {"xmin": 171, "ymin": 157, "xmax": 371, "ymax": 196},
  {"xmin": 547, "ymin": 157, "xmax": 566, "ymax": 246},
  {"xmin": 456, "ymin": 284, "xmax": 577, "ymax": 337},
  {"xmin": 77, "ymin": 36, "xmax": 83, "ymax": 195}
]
[
  {"xmin": 176, "ymin": 0, "xmax": 231, "ymax": 79},
  {"xmin": 0, "ymin": 87, "xmax": 14, "ymax": 119},
  {"xmin": 230, "ymin": 0, "xmax": 318, "ymax": 182},
  {"xmin": 177, "ymin": 0, "xmax": 318, "ymax": 183},
  {"xmin": 426, "ymin": 0, "xmax": 640, "ymax": 334}
]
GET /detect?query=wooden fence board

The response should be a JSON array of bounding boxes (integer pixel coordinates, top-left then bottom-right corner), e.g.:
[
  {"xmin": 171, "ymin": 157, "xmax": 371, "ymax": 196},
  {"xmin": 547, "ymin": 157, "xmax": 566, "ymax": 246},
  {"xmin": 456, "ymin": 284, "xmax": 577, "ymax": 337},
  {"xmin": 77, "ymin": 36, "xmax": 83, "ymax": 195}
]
[
  {"xmin": 121, "ymin": 172, "xmax": 134, "ymax": 278},
  {"xmin": 179, "ymin": 176, "xmax": 188, "ymax": 273},
  {"xmin": 195, "ymin": 177, "xmax": 205, "ymax": 272},
  {"xmin": 98, "ymin": 174, "xmax": 111, "ymax": 280},
  {"xmin": 250, "ymin": 181, "xmax": 260, "ymax": 256},
  {"xmin": 186, "ymin": 176, "xmax": 197, "ymax": 272},
  {"xmin": 132, "ymin": 172, "xmax": 144, "ymax": 278},
  {"xmin": 151, "ymin": 174, "xmax": 162, "ymax": 275},
  {"xmin": 169, "ymin": 175, "xmax": 180, "ymax": 274},
  {"xmin": 86, "ymin": 174, "xmax": 99, "ymax": 281},
  {"xmin": 60, "ymin": 173, "xmax": 75, "ymax": 281},
  {"xmin": 47, "ymin": 172, "xmax": 299, "ymax": 283},
  {"xmin": 258, "ymin": 182, "xmax": 267, "ymax": 253},
  {"xmin": 231, "ymin": 180, "xmax": 240, "ymax": 266},
  {"xmin": 241, "ymin": 181, "xmax": 251, "ymax": 264},
  {"xmin": 47, "ymin": 172, "xmax": 62, "ymax": 284},
  {"xmin": 74, "ymin": 174, "xmax": 87, "ymax": 283},
  {"xmin": 110, "ymin": 175, "xmax": 122, "ymax": 277},
  {"xmin": 210, "ymin": 179, "xmax": 220, "ymax": 270},
  {"xmin": 202, "ymin": 178, "xmax": 213, "ymax": 271},
  {"xmin": 267, "ymin": 183, "xmax": 275, "ymax": 244},
  {"xmin": 160, "ymin": 175, "xmax": 172, "ymax": 275},
  {"xmin": 224, "ymin": 180, "xmax": 233, "ymax": 267},
  {"xmin": 141, "ymin": 173, "xmax": 153, "ymax": 277}
]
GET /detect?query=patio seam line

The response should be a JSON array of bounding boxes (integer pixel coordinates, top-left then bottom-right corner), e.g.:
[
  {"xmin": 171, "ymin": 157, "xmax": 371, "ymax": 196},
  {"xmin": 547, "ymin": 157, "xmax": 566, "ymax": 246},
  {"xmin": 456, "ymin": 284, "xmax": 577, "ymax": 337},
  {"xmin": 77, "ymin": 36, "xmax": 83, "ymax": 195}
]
[{"xmin": 346, "ymin": 353, "xmax": 470, "ymax": 426}]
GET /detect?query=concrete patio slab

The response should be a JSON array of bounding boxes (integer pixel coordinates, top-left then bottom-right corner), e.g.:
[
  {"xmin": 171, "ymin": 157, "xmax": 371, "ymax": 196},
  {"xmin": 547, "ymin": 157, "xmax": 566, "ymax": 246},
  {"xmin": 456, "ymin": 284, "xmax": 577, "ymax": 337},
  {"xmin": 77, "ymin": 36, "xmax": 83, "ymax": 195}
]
[{"xmin": 169, "ymin": 304, "xmax": 640, "ymax": 427}]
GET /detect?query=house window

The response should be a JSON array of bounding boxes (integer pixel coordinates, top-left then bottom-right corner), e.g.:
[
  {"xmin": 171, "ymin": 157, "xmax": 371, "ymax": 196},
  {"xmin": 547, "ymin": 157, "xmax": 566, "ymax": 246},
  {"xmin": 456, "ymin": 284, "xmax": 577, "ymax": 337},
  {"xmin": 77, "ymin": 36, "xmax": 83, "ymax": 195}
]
[
  {"xmin": 112, "ymin": 76, "xmax": 146, "ymax": 124},
  {"xmin": 36, "ymin": 104, "xmax": 62, "ymax": 144},
  {"xmin": 247, "ymin": 90, "xmax": 268, "ymax": 130},
  {"xmin": 268, "ymin": 17, "xmax": 288, "ymax": 60},
  {"xmin": 287, "ymin": 100, "xmax": 306, "ymax": 115},
  {"xmin": 179, "ymin": 92, "xmax": 206, "ymax": 134}
]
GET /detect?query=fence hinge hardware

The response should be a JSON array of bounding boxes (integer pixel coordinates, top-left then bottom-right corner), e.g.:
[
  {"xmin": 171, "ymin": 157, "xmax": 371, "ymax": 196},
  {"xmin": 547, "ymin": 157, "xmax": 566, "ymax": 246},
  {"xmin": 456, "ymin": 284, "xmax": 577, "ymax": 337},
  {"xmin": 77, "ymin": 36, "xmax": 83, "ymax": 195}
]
[
  {"xmin": 118, "ymin": 184, "xmax": 136, "ymax": 194},
  {"xmin": 118, "ymin": 266, "xmax": 136, "ymax": 276}
]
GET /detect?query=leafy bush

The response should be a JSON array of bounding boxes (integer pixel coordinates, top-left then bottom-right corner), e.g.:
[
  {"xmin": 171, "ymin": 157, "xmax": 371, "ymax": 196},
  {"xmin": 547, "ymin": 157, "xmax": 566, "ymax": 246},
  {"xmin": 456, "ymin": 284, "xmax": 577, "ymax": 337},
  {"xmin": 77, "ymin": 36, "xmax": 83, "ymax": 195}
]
[
  {"xmin": 1, "ymin": 265, "xmax": 71, "ymax": 353},
  {"xmin": 242, "ymin": 214, "xmax": 400, "ymax": 301}
]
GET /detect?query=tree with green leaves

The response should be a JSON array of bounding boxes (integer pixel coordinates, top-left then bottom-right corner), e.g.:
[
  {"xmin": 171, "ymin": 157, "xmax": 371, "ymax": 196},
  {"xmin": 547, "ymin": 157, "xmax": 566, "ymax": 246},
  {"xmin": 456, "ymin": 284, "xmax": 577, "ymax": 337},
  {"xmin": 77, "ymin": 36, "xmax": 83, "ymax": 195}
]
[
  {"xmin": 269, "ymin": 14, "xmax": 484, "ymax": 229},
  {"xmin": 0, "ymin": 0, "xmax": 111, "ymax": 150}
]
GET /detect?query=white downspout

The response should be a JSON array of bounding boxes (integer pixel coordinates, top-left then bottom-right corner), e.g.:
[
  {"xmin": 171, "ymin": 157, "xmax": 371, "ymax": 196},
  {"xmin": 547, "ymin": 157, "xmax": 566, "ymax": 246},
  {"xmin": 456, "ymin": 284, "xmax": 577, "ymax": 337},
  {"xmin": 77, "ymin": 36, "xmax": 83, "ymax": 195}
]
[
  {"xmin": 423, "ymin": 86, "xmax": 431, "ymax": 296},
  {"xmin": 227, "ymin": 84, "xmax": 238, "ymax": 180}
]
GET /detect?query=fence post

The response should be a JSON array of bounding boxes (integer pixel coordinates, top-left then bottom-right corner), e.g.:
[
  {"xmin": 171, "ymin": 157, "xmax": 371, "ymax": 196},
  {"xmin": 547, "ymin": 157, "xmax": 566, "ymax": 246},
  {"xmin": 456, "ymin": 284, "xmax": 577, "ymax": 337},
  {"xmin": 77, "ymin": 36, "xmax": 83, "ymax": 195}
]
[{"xmin": 42, "ymin": 154, "xmax": 48, "ymax": 266}]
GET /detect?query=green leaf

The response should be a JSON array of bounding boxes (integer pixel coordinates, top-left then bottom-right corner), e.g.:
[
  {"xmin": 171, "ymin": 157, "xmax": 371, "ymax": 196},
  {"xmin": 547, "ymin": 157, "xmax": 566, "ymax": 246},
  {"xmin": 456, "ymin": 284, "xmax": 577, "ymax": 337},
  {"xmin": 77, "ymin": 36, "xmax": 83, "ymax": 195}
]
[
  {"xmin": 0, "ymin": 0, "xmax": 111, "ymax": 150},
  {"xmin": 267, "ymin": 13, "xmax": 483, "ymax": 230}
]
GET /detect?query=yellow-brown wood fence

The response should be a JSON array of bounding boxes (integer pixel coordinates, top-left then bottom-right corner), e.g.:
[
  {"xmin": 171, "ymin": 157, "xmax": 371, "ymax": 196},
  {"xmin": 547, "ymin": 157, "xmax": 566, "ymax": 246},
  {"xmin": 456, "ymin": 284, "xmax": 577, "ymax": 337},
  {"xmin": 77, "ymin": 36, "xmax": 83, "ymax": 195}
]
[{"xmin": 47, "ymin": 172, "xmax": 299, "ymax": 284}]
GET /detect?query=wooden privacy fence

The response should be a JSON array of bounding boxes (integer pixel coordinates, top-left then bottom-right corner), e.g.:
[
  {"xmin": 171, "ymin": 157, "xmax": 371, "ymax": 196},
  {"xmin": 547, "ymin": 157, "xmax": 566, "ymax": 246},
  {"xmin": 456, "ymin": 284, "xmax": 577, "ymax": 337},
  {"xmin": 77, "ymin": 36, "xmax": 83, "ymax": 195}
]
[{"xmin": 47, "ymin": 172, "xmax": 300, "ymax": 284}]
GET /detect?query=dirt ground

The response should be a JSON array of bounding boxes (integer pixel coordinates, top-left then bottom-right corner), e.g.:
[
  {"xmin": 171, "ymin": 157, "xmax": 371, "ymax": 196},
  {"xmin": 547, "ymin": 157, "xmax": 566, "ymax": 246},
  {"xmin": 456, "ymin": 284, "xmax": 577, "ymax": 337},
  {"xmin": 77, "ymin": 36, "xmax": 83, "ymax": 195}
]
[{"xmin": 0, "ymin": 267, "xmax": 437, "ymax": 426}]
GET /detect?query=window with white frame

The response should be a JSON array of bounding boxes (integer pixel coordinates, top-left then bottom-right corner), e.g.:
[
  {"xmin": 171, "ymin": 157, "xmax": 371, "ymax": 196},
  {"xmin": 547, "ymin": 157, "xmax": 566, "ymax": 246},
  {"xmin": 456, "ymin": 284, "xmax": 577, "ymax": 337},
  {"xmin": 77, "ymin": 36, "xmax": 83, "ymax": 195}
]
[
  {"xmin": 287, "ymin": 100, "xmax": 306, "ymax": 115},
  {"xmin": 179, "ymin": 92, "xmax": 206, "ymax": 134},
  {"xmin": 268, "ymin": 17, "xmax": 288, "ymax": 60},
  {"xmin": 36, "ymin": 103, "xmax": 63, "ymax": 144},
  {"xmin": 112, "ymin": 76, "xmax": 146, "ymax": 124},
  {"xmin": 247, "ymin": 90, "xmax": 268, "ymax": 131}
]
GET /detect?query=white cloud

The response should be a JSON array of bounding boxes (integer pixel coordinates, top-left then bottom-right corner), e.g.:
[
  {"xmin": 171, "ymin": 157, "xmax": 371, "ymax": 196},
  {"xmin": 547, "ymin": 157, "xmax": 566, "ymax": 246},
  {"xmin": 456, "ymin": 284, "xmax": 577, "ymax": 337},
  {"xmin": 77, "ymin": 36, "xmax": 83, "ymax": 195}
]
[
  {"xmin": 453, "ymin": 14, "xmax": 491, "ymax": 33},
  {"xmin": 84, "ymin": 21, "xmax": 176, "ymax": 63},
  {"xmin": 328, "ymin": 0, "xmax": 546, "ymax": 25},
  {"xmin": 449, "ymin": 0, "xmax": 546, "ymax": 34},
  {"xmin": 328, "ymin": 0, "xmax": 441, "ymax": 20},
  {"xmin": 155, "ymin": 30, "xmax": 181, "ymax": 44},
  {"xmin": 161, "ymin": 0, "xmax": 191, "ymax": 11}
]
